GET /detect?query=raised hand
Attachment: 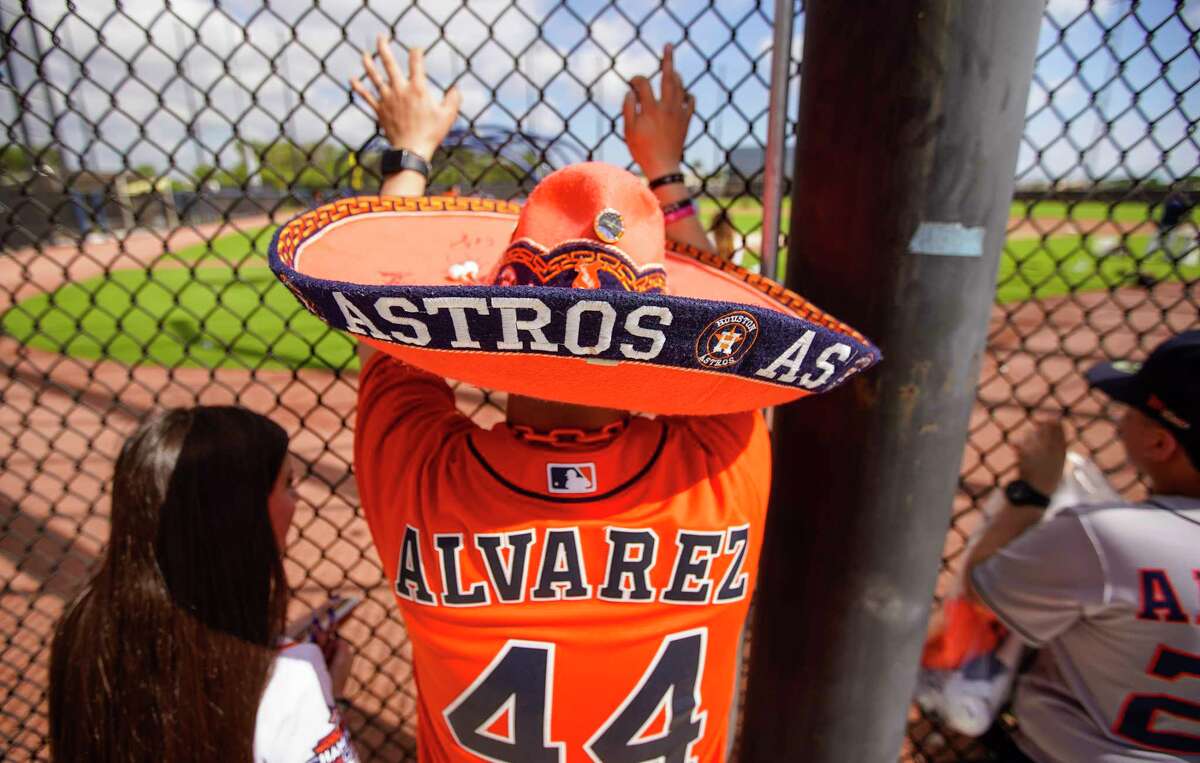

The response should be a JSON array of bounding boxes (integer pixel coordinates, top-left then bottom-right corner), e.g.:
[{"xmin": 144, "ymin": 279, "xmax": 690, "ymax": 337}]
[
  {"xmin": 351, "ymin": 34, "xmax": 461, "ymax": 162},
  {"xmin": 623, "ymin": 44, "xmax": 713, "ymax": 253},
  {"xmin": 623, "ymin": 43, "xmax": 696, "ymax": 180}
]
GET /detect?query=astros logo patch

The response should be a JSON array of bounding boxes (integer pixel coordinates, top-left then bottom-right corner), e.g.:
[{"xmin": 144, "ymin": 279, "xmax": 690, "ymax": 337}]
[
  {"xmin": 547, "ymin": 463, "xmax": 598, "ymax": 494},
  {"xmin": 694, "ymin": 310, "xmax": 760, "ymax": 370}
]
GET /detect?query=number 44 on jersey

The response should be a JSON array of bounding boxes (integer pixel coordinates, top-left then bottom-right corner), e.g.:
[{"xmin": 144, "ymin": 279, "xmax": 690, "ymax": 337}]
[{"xmin": 444, "ymin": 629, "xmax": 709, "ymax": 763}]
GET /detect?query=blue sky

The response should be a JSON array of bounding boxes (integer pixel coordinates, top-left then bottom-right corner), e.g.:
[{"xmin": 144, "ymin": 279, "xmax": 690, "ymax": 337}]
[
  {"xmin": 2, "ymin": 0, "xmax": 1196, "ymax": 185},
  {"xmin": 1020, "ymin": 0, "xmax": 1200, "ymax": 184}
]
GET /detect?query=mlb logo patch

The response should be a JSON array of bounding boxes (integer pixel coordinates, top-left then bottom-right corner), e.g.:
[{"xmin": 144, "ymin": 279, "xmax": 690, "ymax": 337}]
[{"xmin": 547, "ymin": 463, "xmax": 598, "ymax": 494}]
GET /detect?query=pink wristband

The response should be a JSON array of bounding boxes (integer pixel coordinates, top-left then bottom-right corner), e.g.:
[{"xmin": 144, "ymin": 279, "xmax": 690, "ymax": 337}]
[{"xmin": 662, "ymin": 199, "xmax": 696, "ymax": 224}]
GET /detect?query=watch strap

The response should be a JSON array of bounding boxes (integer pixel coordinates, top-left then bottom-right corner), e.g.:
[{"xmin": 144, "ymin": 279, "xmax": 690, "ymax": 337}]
[
  {"xmin": 380, "ymin": 148, "xmax": 432, "ymax": 179},
  {"xmin": 648, "ymin": 172, "xmax": 685, "ymax": 190},
  {"xmin": 1004, "ymin": 479, "xmax": 1051, "ymax": 509}
]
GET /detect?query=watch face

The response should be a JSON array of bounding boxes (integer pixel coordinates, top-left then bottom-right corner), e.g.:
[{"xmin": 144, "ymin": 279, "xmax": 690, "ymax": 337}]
[{"xmin": 383, "ymin": 149, "xmax": 429, "ymax": 178}]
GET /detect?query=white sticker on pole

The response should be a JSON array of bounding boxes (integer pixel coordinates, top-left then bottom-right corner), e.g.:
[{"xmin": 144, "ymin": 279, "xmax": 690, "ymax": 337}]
[{"xmin": 909, "ymin": 222, "xmax": 985, "ymax": 257}]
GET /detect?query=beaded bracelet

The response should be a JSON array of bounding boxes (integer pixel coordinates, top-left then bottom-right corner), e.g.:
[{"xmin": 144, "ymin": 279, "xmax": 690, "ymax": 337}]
[
  {"xmin": 648, "ymin": 172, "xmax": 685, "ymax": 190},
  {"xmin": 662, "ymin": 198, "xmax": 696, "ymax": 224}
]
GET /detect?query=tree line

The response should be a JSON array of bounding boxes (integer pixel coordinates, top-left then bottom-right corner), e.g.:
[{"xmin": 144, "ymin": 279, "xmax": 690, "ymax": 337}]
[{"xmin": 0, "ymin": 139, "xmax": 542, "ymax": 194}]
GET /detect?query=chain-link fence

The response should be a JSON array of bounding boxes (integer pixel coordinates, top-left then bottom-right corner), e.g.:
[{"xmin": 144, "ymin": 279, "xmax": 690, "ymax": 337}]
[{"xmin": 1, "ymin": 1, "xmax": 1197, "ymax": 761}]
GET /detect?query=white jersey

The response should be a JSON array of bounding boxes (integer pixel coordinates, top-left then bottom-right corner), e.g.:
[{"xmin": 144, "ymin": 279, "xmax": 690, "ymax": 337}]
[
  {"xmin": 973, "ymin": 495, "xmax": 1200, "ymax": 762},
  {"xmin": 254, "ymin": 641, "xmax": 359, "ymax": 763}
]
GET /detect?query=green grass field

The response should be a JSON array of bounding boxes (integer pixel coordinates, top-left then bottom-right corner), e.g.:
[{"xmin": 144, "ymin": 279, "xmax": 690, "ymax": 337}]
[
  {"xmin": 696, "ymin": 197, "xmax": 1199, "ymax": 233},
  {"xmin": 2, "ymin": 266, "xmax": 358, "ymax": 371},
  {"xmin": 995, "ymin": 234, "xmax": 1200, "ymax": 302},
  {"xmin": 163, "ymin": 226, "xmax": 274, "ymax": 265},
  {"xmin": 3, "ymin": 209, "xmax": 1197, "ymax": 371}
]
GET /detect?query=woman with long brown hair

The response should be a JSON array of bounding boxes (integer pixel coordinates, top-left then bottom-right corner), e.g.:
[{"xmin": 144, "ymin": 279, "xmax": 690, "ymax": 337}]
[{"xmin": 49, "ymin": 406, "xmax": 357, "ymax": 762}]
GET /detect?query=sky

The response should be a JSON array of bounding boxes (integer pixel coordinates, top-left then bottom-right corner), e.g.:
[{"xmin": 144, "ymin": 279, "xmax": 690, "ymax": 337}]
[{"xmin": 1, "ymin": 0, "xmax": 1196, "ymax": 186}]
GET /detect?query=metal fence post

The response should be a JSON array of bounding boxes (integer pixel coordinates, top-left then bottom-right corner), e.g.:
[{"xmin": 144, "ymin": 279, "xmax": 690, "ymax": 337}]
[
  {"xmin": 741, "ymin": 2, "xmax": 1043, "ymax": 761},
  {"xmin": 759, "ymin": 0, "xmax": 795, "ymax": 281}
]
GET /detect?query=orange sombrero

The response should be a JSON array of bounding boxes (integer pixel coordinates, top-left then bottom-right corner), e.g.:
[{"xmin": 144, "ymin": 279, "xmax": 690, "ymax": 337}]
[{"xmin": 269, "ymin": 162, "xmax": 880, "ymax": 415}]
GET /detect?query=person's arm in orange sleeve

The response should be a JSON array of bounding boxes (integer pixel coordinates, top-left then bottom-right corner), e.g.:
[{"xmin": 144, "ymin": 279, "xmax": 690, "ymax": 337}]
[
  {"xmin": 733, "ymin": 410, "xmax": 772, "ymax": 514},
  {"xmin": 671, "ymin": 410, "xmax": 772, "ymax": 512},
  {"xmin": 353, "ymin": 354, "xmax": 474, "ymax": 526}
]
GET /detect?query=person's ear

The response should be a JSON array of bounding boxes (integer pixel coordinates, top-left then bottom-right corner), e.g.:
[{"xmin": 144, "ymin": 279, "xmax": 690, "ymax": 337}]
[{"xmin": 1146, "ymin": 421, "xmax": 1180, "ymax": 464}]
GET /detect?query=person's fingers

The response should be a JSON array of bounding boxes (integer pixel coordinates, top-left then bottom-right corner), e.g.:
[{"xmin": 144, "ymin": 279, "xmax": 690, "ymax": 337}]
[
  {"xmin": 622, "ymin": 89, "xmax": 637, "ymax": 130},
  {"xmin": 661, "ymin": 43, "xmax": 679, "ymax": 102},
  {"xmin": 1051, "ymin": 422, "xmax": 1068, "ymax": 449},
  {"xmin": 408, "ymin": 47, "xmax": 426, "ymax": 91},
  {"xmin": 442, "ymin": 85, "xmax": 463, "ymax": 117},
  {"xmin": 684, "ymin": 92, "xmax": 696, "ymax": 119},
  {"xmin": 377, "ymin": 34, "xmax": 405, "ymax": 88},
  {"xmin": 1014, "ymin": 431, "xmax": 1030, "ymax": 453},
  {"xmin": 630, "ymin": 76, "xmax": 654, "ymax": 108},
  {"xmin": 361, "ymin": 48, "xmax": 385, "ymax": 93},
  {"xmin": 1038, "ymin": 419, "xmax": 1064, "ymax": 441},
  {"xmin": 349, "ymin": 78, "xmax": 379, "ymax": 111},
  {"xmin": 1022, "ymin": 420, "xmax": 1065, "ymax": 458}
]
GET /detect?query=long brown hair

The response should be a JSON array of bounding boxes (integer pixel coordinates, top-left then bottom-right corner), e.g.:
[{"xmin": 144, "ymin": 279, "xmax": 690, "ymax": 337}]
[{"xmin": 50, "ymin": 407, "xmax": 290, "ymax": 762}]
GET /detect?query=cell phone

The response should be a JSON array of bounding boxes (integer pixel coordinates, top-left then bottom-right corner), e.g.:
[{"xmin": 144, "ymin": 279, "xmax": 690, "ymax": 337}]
[{"xmin": 285, "ymin": 594, "xmax": 363, "ymax": 641}]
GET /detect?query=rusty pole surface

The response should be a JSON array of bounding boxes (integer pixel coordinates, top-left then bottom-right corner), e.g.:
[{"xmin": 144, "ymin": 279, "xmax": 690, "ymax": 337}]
[{"xmin": 742, "ymin": 2, "xmax": 1043, "ymax": 760}]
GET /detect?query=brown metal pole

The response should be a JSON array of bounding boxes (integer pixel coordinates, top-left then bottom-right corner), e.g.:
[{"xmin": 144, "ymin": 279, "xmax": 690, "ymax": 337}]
[{"xmin": 741, "ymin": 2, "xmax": 1043, "ymax": 760}]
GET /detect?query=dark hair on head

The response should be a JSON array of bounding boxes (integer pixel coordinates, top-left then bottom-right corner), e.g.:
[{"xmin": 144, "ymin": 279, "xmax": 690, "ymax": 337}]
[{"xmin": 49, "ymin": 406, "xmax": 290, "ymax": 762}]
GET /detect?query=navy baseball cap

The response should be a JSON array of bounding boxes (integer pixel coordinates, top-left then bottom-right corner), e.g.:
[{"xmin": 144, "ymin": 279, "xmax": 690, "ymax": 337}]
[{"xmin": 1085, "ymin": 330, "xmax": 1200, "ymax": 470}]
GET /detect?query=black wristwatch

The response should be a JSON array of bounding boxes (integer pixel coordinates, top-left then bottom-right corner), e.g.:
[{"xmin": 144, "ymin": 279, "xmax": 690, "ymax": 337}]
[
  {"xmin": 1004, "ymin": 479, "xmax": 1051, "ymax": 509},
  {"xmin": 380, "ymin": 148, "xmax": 431, "ymax": 180}
]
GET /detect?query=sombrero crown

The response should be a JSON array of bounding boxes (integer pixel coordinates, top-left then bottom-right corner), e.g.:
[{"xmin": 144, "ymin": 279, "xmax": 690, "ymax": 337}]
[
  {"xmin": 269, "ymin": 162, "xmax": 880, "ymax": 415},
  {"xmin": 494, "ymin": 162, "xmax": 667, "ymax": 293}
]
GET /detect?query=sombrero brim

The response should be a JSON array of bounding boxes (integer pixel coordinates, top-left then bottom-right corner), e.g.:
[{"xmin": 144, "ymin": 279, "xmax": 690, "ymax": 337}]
[{"xmin": 269, "ymin": 195, "xmax": 881, "ymax": 415}]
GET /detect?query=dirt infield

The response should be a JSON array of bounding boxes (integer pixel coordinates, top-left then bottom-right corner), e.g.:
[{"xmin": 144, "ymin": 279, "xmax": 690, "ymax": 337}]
[{"xmin": 1, "ymin": 221, "xmax": 1196, "ymax": 760}]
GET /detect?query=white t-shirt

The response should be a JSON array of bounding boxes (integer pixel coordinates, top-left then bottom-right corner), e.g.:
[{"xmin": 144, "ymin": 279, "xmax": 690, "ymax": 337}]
[{"xmin": 254, "ymin": 641, "xmax": 359, "ymax": 763}]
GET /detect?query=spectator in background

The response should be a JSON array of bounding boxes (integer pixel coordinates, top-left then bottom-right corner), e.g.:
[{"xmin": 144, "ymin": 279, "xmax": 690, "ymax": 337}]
[
  {"xmin": 965, "ymin": 330, "xmax": 1200, "ymax": 762},
  {"xmin": 1157, "ymin": 191, "xmax": 1195, "ymax": 243},
  {"xmin": 1138, "ymin": 190, "xmax": 1196, "ymax": 284},
  {"xmin": 49, "ymin": 407, "xmax": 358, "ymax": 763}
]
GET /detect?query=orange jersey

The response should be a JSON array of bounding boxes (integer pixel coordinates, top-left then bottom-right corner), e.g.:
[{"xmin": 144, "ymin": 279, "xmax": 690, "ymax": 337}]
[{"xmin": 354, "ymin": 354, "xmax": 771, "ymax": 762}]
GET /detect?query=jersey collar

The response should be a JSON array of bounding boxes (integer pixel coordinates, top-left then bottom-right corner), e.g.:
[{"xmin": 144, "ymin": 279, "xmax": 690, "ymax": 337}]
[{"xmin": 467, "ymin": 418, "xmax": 668, "ymax": 504}]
